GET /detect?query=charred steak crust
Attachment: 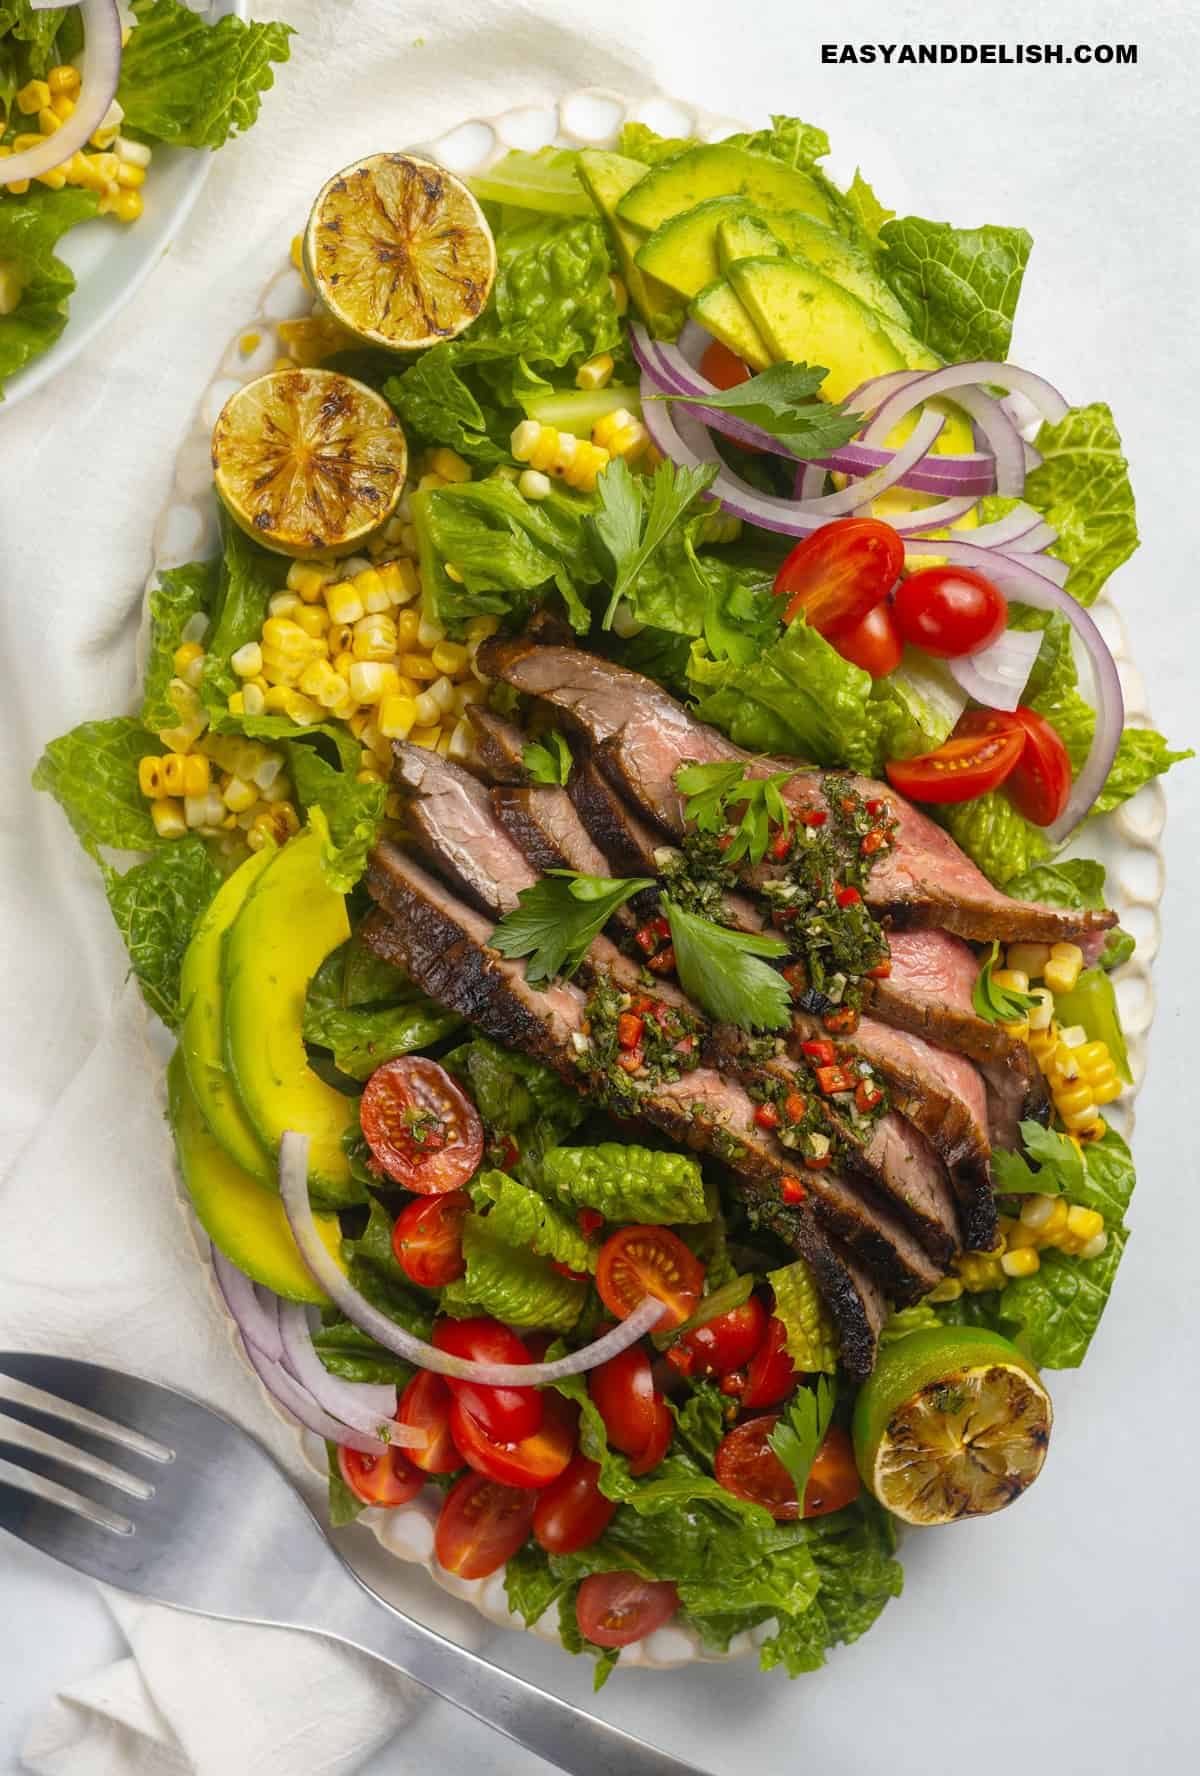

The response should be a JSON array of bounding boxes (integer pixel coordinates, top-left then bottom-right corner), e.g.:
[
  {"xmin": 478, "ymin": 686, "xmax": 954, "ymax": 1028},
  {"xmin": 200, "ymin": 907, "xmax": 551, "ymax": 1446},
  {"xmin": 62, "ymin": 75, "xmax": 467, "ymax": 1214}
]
[
  {"xmin": 465, "ymin": 705, "xmax": 531, "ymax": 784},
  {"xmin": 491, "ymin": 784, "xmax": 614, "ymax": 881},
  {"xmin": 568, "ymin": 757, "xmax": 665, "ymax": 878}
]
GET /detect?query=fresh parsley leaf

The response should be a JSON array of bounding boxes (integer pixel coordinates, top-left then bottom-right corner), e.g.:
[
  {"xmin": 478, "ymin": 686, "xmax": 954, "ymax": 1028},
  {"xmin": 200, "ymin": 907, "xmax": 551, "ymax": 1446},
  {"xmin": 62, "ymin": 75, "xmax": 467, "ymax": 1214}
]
[
  {"xmin": 674, "ymin": 761, "xmax": 793, "ymax": 866},
  {"xmin": 490, "ymin": 872, "xmax": 653, "ymax": 984},
  {"xmin": 972, "ymin": 940, "xmax": 1038, "ymax": 1023},
  {"xmin": 991, "ymin": 1121, "xmax": 1084, "ymax": 1196},
  {"xmin": 592, "ymin": 456, "xmax": 717, "ymax": 630},
  {"xmin": 655, "ymin": 364, "xmax": 863, "ymax": 459},
  {"xmin": 662, "ymin": 897, "xmax": 791, "ymax": 1032},
  {"xmin": 768, "ymin": 1376, "xmax": 837, "ymax": 1501},
  {"xmin": 522, "ymin": 730, "xmax": 573, "ymax": 786}
]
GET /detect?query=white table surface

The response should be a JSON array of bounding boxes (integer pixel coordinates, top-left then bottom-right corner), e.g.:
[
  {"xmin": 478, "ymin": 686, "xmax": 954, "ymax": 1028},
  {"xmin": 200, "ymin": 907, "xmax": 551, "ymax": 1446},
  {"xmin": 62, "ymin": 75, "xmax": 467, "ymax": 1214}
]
[{"xmin": 3, "ymin": 0, "xmax": 1199, "ymax": 1771}]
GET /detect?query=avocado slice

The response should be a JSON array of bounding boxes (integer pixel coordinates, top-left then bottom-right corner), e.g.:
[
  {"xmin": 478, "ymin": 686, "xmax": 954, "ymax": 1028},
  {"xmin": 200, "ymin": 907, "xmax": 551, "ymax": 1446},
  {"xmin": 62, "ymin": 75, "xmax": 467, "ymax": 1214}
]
[
  {"xmin": 576, "ymin": 148, "xmax": 684, "ymax": 338},
  {"xmin": 617, "ymin": 144, "xmax": 833, "ymax": 234},
  {"xmin": 718, "ymin": 211, "xmax": 912, "ymax": 329},
  {"xmin": 222, "ymin": 822, "xmax": 362, "ymax": 1207},
  {"xmin": 168, "ymin": 1050, "xmax": 342, "ymax": 1304},
  {"xmin": 688, "ymin": 277, "xmax": 772, "ymax": 370},
  {"xmin": 728, "ymin": 255, "xmax": 908, "ymax": 402},
  {"xmin": 635, "ymin": 196, "xmax": 756, "ymax": 299},
  {"xmin": 715, "ymin": 211, "xmax": 782, "ymax": 271},
  {"xmin": 179, "ymin": 847, "xmax": 275, "ymax": 1183}
]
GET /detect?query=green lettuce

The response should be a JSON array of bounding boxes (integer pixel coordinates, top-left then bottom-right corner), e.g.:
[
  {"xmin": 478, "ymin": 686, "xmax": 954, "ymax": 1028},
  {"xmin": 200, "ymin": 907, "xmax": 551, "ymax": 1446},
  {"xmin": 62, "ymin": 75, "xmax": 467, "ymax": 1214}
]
[
  {"xmin": 411, "ymin": 475, "xmax": 599, "ymax": 634},
  {"xmin": 339, "ymin": 1201, "xmax": 435, "ymax": 1335},
  {"xmin": 878, "ymin": 216, "xmax": 1031, "ymax": 361},
  {"xmin": 33, "ymin": 716, "xmax": 160, "ymax": 854},
  {"xmin": 439, "ymin": 1212, "xmax": 587, "ymax": 1332},
  {"xmin": 1095, "ymin": 728, "xmax": 1192, "ymax": 816},
  {"xmin": 0, "ymin": 4, "xmax": 73, "ymax": 77},
  {"xmin": 938, "ymin": 790, "xmax": 1051, "ymax": 886},
  {"xmin": 382, "ymin": 348, "xmax": 510, "ymax": 464},
  {"xmin": 543, "ymin": 1143, "xmax": 711, "ymax": 1226},
  {"xmin": 1008, "ymin": 858, "xmax": 1134, "ymax": 967},
  {"xmin": 759, "ymin": 1505, "xmax": 903, "ymax": 1676},
  {"xmin": 0, "ymin": 187, "xmax": 99, "ymax": 391},
  {"xmin": 443, "ymin": 1034, "xmax": 585, "ymax": 1190},
  {"xmin": 723, "ymin": 113, "xmax": 831, "ymax": 170},
  {"xmin": 313, "ymin": 1316, "xmax": 415, "ymax": 1388},
  {"xmin": 285, "ymin": 742, "xmax": 383, "ymax": 894},
  {"xmin": 141, "ymin": 561, "xmax": 218, "ymax": 733},
  {"xmin": 1023, "ymin": 403, "xmax": 1138, "ymax": 606},
  {"xmin": 303, "ymin": 991, "xmax": 460, "ymax": 1083},
  {"xmin": 117, "ymin": 0, "xmax": 292, "ymax": 149},
  {"xmin": 469, "ymin": 1169, "xmax": 596, "ymax": 1273},
  {"xmin": 100, "ymin": 838, "xmax": 220, "ymax": 1027},
  {"xmin": 616, "ymin": 121, "xmax": 696, "ymax": 165}
]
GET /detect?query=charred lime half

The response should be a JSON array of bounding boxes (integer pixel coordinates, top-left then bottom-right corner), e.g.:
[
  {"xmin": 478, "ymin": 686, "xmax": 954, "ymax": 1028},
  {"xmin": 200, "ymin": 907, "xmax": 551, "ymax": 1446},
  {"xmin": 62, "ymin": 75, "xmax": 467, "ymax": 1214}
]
[
  {"xmin": 853, "ymin": 1326, "xmax": 1053, "ymax": 1526},
  {"xmin": 211, "ymin": 368, "xmax": 407, "ymax": 558},
  {"xmin": 304, "ymin": 153, "xmax": 496, "ymax": 351}
]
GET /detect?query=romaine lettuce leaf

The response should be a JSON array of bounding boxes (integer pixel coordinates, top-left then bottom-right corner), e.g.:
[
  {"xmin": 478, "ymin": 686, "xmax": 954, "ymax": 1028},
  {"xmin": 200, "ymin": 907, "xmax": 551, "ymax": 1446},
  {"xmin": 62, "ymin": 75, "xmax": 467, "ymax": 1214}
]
[
  {"xmin": 723, "ymin": 113, "xmax": 831, "ymax": 170},
  {"xmin": 760, "ymin": 1503, "xmax": 902, "ymax": 1675},
  {"xmin": 117, "ymin": 0, "xmax": 293, "ymax": 149},
  {"xmin": 937, "ymin": 789, "xmax": 1051, "ymax": 886},
  {"xmin": 1094, "ymin": 728, "xmax": 1193, "ymax": 816},
  {"xmin": 542, "ymin": 1142, "xmax": 711, "ymax": 1225},
  {"xmin": 469, "ymin": 1169, "xmax": 597, "ymax": 1274},
  {"xmin": 302, "ymin": 997, "xmax": 461, "ymax": 1083},
  {"xmin": 100, "ymin": 837, "xmax": 220, "ymax": 1027},
  {"xmin": 200, "ymin": 512, "xmax": 286, "ymax": 716},
  {"xmin": 1022, "ymin": 403, "xmax": 1138, "ymax": 606},
  {"xmin": 442, "ymin": 1034, "xmax": 585, "ymax": 1190},
  {"xmin": 32, "ymin": 716, "xmax": 161, "ymax": 854},
  {"xmin": 312, "ymin": 1316, "xmax": 415, "ymax": 1388},
  {"xmin": 285, "ymin": 742, "xmax": 383, "ymax": 894},
  {"xmin": 382, "ymin": 347, "xmax": 509, "ymax": 464},
  {"xmin": 616, "ymin": 121, "xmax": 696, "ymax": 165},
  {"xmin": 0, "ymin": 186, "xmax": 99, "ymax": 391},
  {"xmin": 439, "ymin": 1212, "xmax": 587, "ymax": 1332},
  {"xmin": 768, "ymin": 1258, "xmax": 838, "ymax": 1373},
  {"xmin": 0, "ymin": 3, "xmax": 72, "ymax": 77},
  {"xmin": 140, "ymin": 560, "xmax": 218, "ymax": 733},
  {"xmin": 878, "ymin": 216, "xmax": 1031, "ymax": 361}
]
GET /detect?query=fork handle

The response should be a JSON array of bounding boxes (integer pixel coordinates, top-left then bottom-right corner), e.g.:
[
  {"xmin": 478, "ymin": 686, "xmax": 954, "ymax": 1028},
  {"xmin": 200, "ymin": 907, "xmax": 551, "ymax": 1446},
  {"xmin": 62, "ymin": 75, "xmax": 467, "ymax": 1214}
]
[{"xmin": 322, "ymin": 1570, "xmax": 708, "ymax": 1776}]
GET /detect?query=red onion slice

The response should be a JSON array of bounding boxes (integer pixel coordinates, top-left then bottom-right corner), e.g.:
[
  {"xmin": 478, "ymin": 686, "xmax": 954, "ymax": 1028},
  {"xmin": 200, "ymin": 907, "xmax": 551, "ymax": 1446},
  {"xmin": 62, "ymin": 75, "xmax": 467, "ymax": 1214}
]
[
  {"xmin": 238, "ymin": 1334, "xmax": 399, "ymax": 1457},
  {"xmin": 965, "ymin": 503, "xmax": 1047, "ymax": 549},
  {"xmin": 903, "ymin": 540, "xmax": 1123, "ymax": 843},
  {"xmin": 820, "ymin": 441, "xmax": 995, "ymax": 496},
  {"xmin": 279, "ymin": 1133, "xmax": 666, "ymax": 1378},
  {"xmin": 211, "ymin": 1245, "xmax": 284, "ymax": 1362},
  {"xmin": 946, "ymin": 627, "xmax": 1044, "ymax": 711},
  {"xmin": 864, "ymin": 365, "xmax": 1068, "ymax": 499},
  {"xmin": 276, "ymin": 1301, "xmax": 418, "ymax": 1444},
  {"xmin": 3, "ymin": 1, "xmax": 123, "ymax": 182}
]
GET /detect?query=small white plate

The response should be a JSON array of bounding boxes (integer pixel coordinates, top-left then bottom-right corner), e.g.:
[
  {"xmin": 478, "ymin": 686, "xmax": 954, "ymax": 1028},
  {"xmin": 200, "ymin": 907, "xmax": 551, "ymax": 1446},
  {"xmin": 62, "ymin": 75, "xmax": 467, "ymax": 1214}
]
[{"xmin": 2, "ymin": 0, "xmax": 247, "ymax": 410}]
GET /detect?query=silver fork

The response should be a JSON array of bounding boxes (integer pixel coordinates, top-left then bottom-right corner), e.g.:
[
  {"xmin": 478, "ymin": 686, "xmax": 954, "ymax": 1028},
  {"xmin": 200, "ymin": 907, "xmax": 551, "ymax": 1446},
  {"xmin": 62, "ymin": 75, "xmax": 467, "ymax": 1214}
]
[{"xmin": 0, "ymin": 1352, "xmax": 708, "ymax": 1776}]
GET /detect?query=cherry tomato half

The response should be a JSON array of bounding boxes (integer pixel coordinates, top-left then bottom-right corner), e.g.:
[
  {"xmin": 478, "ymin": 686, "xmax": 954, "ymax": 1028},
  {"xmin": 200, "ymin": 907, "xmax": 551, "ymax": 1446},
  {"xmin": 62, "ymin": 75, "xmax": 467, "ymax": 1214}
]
[
  {"xmin": 533, "ymin": 1454, "xmax": 617, "ymax": 1555},
  {"xmin": 434, "ymin": 1472, "xmax": 536, "ymax": 1579},
  {"xmin": 576, "ymin": 1573, "xmax": 680, "ymax": 1649},
  {"xmin": 360, "ymin": 1057, "xmax": 483, "ymax": 1194},
  {"xmin": 337, "ymin": 1442, "xmax": 423, "ymax": 1508},
  {"xmin": 741, "ymin": 1315, "xmax": 797, "ymax": 1408},
  {"xmin": 700, "ymin": 340, "xmax": 753, "ymax": 390},
  {"xmin": 680, "ymin": 1295, "xmax": 768, "ymax": 1378},
  {"xmin": 773, "ymin": 518, "xmax": 905, "ymax": 636},
  {"xmin": 1005, "ymin": 705, "xmax": 1072, "ymax": 826},
  {"xmin": 588, "ymin": 1344, "xmax": 658, "ymax": 1455},
  {"xmin": 396, "ymin": 1371, "xmax": 461, "ymax": 1475},
  {"xmin": 714, "ymin": 1416, "xmax": 860, "ymax": 1520},
  {"xmin": 892, "ymin": 565, "xmax": 1008, "ymax": 659},
  {"xmin": 391, "ymin": 1191, "xmax": 469, "ymax": 1288},
  {"xmin": 885, "ymin": 708, "xmax": 1024, "ymax": 805},
  {"xmin": 433, "ymin": 1316, "xmax": 543, "ymax": 1444},
  {"xmin": 449, "ymin": 1390, "xmax": 576, "ymax": 1490},
  {"xmin": 828, "ymin": 600, "xmax": 902, "ymax": 678},
  {"xmin": 627, "ymin": 1394, "xmax": 673, "ymax": 1477},
  {"xmin": 595, "ymin": 1226, "xmax": 705, "ymax": 1331}
]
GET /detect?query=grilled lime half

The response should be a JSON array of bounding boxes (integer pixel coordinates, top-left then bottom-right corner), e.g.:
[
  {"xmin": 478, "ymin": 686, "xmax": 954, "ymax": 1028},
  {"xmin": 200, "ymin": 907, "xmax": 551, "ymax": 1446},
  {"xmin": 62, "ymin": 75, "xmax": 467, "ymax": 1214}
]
[
  {"xmin": 304, "ymin": 153, "xmax": 496, "ymax": 351},
  {"xmin": 853, "ymin": 1326, "xmax": 1053, "ymax": 1526},
  {"xmin": 211, "ymin": 368, "xmax": 408, "ymax": 558}
]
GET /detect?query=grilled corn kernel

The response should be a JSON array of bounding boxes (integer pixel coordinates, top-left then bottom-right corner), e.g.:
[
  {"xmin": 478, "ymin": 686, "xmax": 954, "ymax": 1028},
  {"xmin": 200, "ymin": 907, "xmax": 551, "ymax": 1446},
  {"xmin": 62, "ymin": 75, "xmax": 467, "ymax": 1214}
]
[
  {"xmin": 138, "ymin": 757, "xmax": 164, "ymax": 797},
  {"xmin": 1044, "ymin": 943, "xmax": 1084, "ymax": 995},
  {"xmin": 1066, "ymin": 1205, "xmax": 1104, "ymax": 1245},
  {"xmin": 395, "ymin": 608, "xmax": 421, "ymax": 650},
  {"xmin": 380, "ymin": 558, "xmax": 420, "ymax": 606},
  {"xmin": 160, "ymin": 754, "xmax": 188, "ymax": 796},
  {"xmin": 925, "ymin": 1277, "xmax": 964, "ymax": 1303},
  {"xmin": 356, "ymin": 767, "xmax": 384, "ymax": 786},
  {"xmin": 1027, "ymin": 987, "xmax": 1055, "ymax": 1032},
  {"xmin": 1079, "ymin": 1230, "xmax": 1109, "ymax": 1261},
  {"xmin": 181, "ymin": 756, "xmax": 210, "ymax": 797},
  {"xmin": 411, "ymin": 723, "xmax": 441, "ymax": 750},
  {"xmin": 262, "ymin": 685, "xmax": 291, "ymax": 713},
  {"xmin": 576, "ymin": 352, "xmax": 614, "ymax": 391},
  {"xmin": 325, "ymin": 580, "xmax": 365, "ymax": 625},
  {"xmin": 1007, "ymin": 942, "xmax": 1051, "ymax": 979},
  {"xmin": 442, "ymin": 563, "xmax": 464, "ymax": 585},
  {"xmin": 151, "ymin": 797, "xmax": 186, "ymax": 839},
  {"xmin": 1001, "ymin": 1248, "xmax": 1041, "ymax": 1279},
  {"xmin": 353, "ymin": 614, "xmax": 397, "ymax": 660},
  {"xmin": 428, "ymin": 639, "xmax": 467, "ymax": 676},
  {"xmin": 115, "ymin": 160, "xmax": 145, "ymax": 189},
  {"xmin": 293, "ymin": 605, "xmax": 330, "ymax": 640},
  {"xmin": 412, "ymin": 691, "xmax": 440, "ymax": 727},
  {"xmin": 346, "ymin": 661, "xmax": 388, "ymax": 705},
  {"xmin": 48, "ymin": 66, "xmax": 81, "ymax": 99},
  {"xmin": 519, "ymin": 468, "xmax": 551, "ymax": 500},
  {"xmin": 1005, "ymin": 1219, "xmax": 1042, "ymax": 1250},
  {"xmin": 400, "ymin": 652, "xmax": 439, "ymax": 682},
  {"xmin": 425, "ymin": 674, "xmax": 454, "ymax": 715},
  {"xmin": 1019, "ymin": 1193, "xmax": 1058, "ymax": 1231},
  {"xmin": 282, "ymin": 690, "xmax": 323, "ymax": 726},
  {"xmin": 992, "ymin": 968, "xmax": 1030, "ymax": 996},
  {"xmin": 351, "ymin": 567, "xmax": 388, "ymax": 613},
  {"xmin": 378, "ymin": 694, "xmax": 418, "ymax": 740},
  {"xmin": 16, "ymin": 79, "xmax": 51, "ymax": 115},
  {"xmin": 262, "ymin": 617, "xmax": 317, "ymax": 658},
  {"xmin": 511, "ymin": 419, "xmax": 541, "ymax": 462},
  {"xmin": 286, "ymin": 560, "xmax": 336, "ymax": 600},
  {"xmin": 429, "ymin": 447, "xmax": 471, "ymax": 483},
  {"xmin": 297, "ymin": 659, "xmax": 339, "ymax": 700},
  {"xmin": 1091, "ymin": 1076, "xmax": 1122, "ymax": 1106},
  {"xmin": 267, "ymin": 591, "xmax": 300, "ymax": 619},
  {"xmin": 115, "ymin": 134, "xmax": 151, "ymax": 168},
  {"xmin": 446, "ymin": 718, "xmax": 473, "ymax": 761},
  {"xmin": 230, "ymin": 642, "xmax": 263, "ymax": 679},
  {"xmin": 1060, "ymin": 1102, "xmax": 1104, "ymax": 1136},
  {"xmin": 37, "ymin": 107, "xmax": 61, "ymax": 135},
  {"xmin": 417, "ymin": 472, "xmax": 447, "ymax": 493},
  {"xmin": 1054, "ymin": 1082, "xmax": 1095, "ymax": 1120},
  {"xmin": 999, "ymin": 1018, "xmax": 1030, "ymax": 1042},
  {"xmin": 417, "ymin": 615, "xmax": 445, "ymax": 648},
  {"xmin": 221, "ymin": 775, "xmax": 258, "ymax": 814},
  {"xmin": 464, "ymin": 614, "xmax": 500, "ymax": 644}
]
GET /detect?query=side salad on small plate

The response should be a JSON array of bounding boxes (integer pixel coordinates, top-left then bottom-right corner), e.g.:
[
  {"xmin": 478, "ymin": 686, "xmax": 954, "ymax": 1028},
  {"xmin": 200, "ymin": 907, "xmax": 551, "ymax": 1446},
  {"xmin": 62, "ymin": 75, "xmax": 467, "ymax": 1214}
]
[
  {"xmin": 0, "ymin": 0, "xmax": 291, "ymax": 405},
  {"xmin": 33, "ymin": 92, "xmax": 1191, "ymax": 1686}
]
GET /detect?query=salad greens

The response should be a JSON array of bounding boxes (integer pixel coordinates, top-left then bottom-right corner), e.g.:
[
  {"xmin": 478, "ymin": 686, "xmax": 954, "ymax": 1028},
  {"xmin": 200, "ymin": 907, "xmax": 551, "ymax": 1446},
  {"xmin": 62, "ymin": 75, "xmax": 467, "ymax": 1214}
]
[
  {"xmin": 591, "ymin": 454, "xmax": 716, "ymax": 629},
  {"xmin": 116, "ymin": 0, "xmax": 292, "ymax": 150},
  {"xmin": 542, "ymin": 1143, "xmax": 711, "ymax": 1226}
]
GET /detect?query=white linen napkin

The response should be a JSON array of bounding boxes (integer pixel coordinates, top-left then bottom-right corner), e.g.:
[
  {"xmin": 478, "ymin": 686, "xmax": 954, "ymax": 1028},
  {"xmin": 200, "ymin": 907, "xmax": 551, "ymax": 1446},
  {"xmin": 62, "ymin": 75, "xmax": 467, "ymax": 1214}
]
[{"xmin": 0, "ymin": 2, "xmax": 679, "ymax": 1768}]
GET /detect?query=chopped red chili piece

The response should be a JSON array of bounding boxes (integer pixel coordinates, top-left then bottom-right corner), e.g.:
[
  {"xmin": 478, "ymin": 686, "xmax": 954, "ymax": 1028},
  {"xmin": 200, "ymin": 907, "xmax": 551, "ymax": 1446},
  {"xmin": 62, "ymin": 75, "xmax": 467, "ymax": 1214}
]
[
  {"xmin": 822, "ymin": 1005, "xmax": 860, "ymax": 1035},
  {"xmin": 783, "ymin": 1091, "xmax": 807, "ymax": 1122},
  {"xmin": 719, "ymin": 1370, "xmax": 746, "ymax": 1398},
  {"xmin": 861, "ymin": 829, "xmax": 886, "ymax": 856},
  {"xmin": 804, "ymin": 1153, "xmax": 832, "ymax": 1171},
  {"xmin": 798, "ymin": 809, "xmax": 827, "ymax": 828},
  {"xmin": 801, "ymin": 1039, "xmax": 836, "ymax": 1067},
  {"xmin": 840, "ymin": 798, "xmax": 857, "ymax": 815},
  {"xmin": 855, "ymin": 1079, "xmax": 883, "ymax": 1114},
  {"xmin": 718, "ymin": 832, "xmax": 735, "ymax": 852},
  {"xmin": 815, "ymin": 1064, "xmax": 855, "ymax": 1096},
  {"xmin": 630, "ymin": 995, "xmax": 655, "ymax": 1014},
  {"xmin": 675, "ymin": 1034, "xmax": 695, "ymax": 1055},
  {"xmin": 650, "ymin": 915, "xmax": 671, "ymax": 939},
  {"xmin": 577, "ymin": 1208, "xmax": 605, "ymax": 1239},
  {"xmin": 617, "ymin": 1012, "xmax": 644, "ymax": 1050},
  {"xmin": 634, "ymin": 926, "xmax": 656, "ymax": 954},
  {"xmin": 865, "ymin": 798, "xmax": 885, "ymax": 816},
  {"xmin": 783, "ymin": 963, "xmax": 807, "ymax": 994},
  {"xmin": 647, "ymin": 945, "xmax": 676, "ymax": 975},
  {"xmin": 865, "ymin": 960, "xmax": 892, "ymax": 980},
  {"xmin": 834, "ymin": 885, "xmax": 862, "ymax": 908},
  {"xmin": 770, "ymin": 832, "xmax": 792, "ymax": 862},
  {"xmin": 616, "ymin": 1048, "xmax": 644, "ymax": 1074},
  {"xmin": 666, "ymin": 1344, "xmax": 696, "ymax": 1377},
  {"xmin": 551, "ymin": 1260, "xmax": 589, "ymax": 1281},
  {"xmin": 753, "ymin": 1102, "xmax": 781, "ymax": 1131},
  {"xmin": 780, "ymin": 1174, "xmax": 807, "ymax": 1204}
]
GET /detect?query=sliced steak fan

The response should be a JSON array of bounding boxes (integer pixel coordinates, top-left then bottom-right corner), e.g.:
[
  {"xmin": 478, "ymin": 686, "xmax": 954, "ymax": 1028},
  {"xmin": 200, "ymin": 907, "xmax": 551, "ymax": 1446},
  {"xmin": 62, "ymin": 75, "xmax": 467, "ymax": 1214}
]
[
  {"xmin": 466, "ymin": 705, "xmax": 531, "ymax": 784},
  {"xmin": 568, "ymin": 756, "xmax": 667, "ymax": 878},
  {"xmin": 492, "ymin": 784, "xmax": 614, "ymax": 880},
  {"xmin": 479, "ymin": 638, "xmax": 1116, "ymax": 946},
  {"xmin": 389, "ymin": 742, "xmax": 535, "ymax": 916},
  {"xmin": 362, "ymin": 848, "xmax": 887, "ymax": 1375}
]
